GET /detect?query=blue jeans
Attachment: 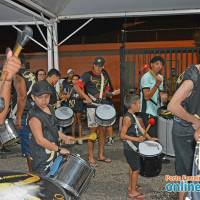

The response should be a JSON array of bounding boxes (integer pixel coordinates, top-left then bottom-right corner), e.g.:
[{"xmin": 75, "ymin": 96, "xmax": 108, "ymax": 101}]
[{"xmin": 17, "ymin": 117, "xmax": 30, "ymax": 156}]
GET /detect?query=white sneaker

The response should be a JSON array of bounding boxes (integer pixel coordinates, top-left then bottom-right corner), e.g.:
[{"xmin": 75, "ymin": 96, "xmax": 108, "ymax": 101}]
[
  {"xmin": 77, "ymin": 140, "xmax": 83, "ymax": 145},
  {"xmin": 107, "ymin": 138, "xmax": 114, "ymax": 145}
]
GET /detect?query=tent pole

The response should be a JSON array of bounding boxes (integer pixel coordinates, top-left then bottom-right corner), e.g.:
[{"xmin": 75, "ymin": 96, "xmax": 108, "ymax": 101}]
[{"xmin": 47, "ymin": 24, "xmax": 53, "ymax": 72}]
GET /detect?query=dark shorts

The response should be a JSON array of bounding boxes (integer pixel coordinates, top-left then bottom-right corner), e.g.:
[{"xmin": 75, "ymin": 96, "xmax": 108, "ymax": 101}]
[
  {"xmin": 73, "ymin": 110, "xmax": 83, "ymax": 114},
  {"xmin": 140, "ymin": 112, "xmax": 158, "ymax": 138},
  {"xmin": 124, "ymin": 150, "xmax": 141, "ymax": 171},
  {"xmin": 172, "ymin": 122, "xmax": 196, "ymax": 176}
]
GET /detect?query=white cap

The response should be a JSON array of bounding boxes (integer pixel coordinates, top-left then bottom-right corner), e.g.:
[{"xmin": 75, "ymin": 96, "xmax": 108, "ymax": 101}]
[{"xmin": 67, "ymin": 69, "xmax": 74, "ymax": 74}]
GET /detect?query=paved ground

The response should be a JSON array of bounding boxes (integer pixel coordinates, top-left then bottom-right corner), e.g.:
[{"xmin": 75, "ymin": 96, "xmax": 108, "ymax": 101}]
[{"xmin": 0, "ymin": 122, "xmax": 179, "ymax": 200}]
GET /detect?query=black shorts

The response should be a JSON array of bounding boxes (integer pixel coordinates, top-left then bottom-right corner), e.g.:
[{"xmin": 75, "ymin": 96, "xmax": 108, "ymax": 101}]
[
  {"xmin": 124, "ymin": 149, "xmax": 141, "ymax": 171},
  {"xmin": 73, "ymin": 110, "xmax": 83, "ymax": 114},
  {"xmin": 172, "ymin": 122, "xmax": 196, "ymax": 176}
]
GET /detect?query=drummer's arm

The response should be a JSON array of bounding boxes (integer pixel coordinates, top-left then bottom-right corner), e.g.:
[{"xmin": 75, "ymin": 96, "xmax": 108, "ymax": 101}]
[
  {"xmin": 29, "ymin": 117, "xmax": 69, "ymax": 155},
  {"xmin": 120, "ymin": 116, "xmax": 145, "ymax": 142},
  {"xmin": 74, "ymin": 84, "xmax": 92, "ymax": 104},
  {"xmin": 167, "ymin": 80, "xmax": 200, "ymax": 130},
  {"xmin": 58, "ymin": 131, "xmax": 74, "ymax": 144},
  {"xmin": 145, "ymin": 133, "xmax": 159, "ymax": 141}
]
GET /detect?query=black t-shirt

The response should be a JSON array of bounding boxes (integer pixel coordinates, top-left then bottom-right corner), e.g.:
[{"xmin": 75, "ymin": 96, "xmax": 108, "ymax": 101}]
[
  {"xmin": 67, "ymin": 88, "xmax": 84, "ymax": 111},
  {"xmin": 27, "ymin": 104, "xmax": 59, "ymax": 173},
  {"xmin": 77, "ymin": 70, "xmax": 110, "ymax": 104},
  {"xmin": 11, "ymin": 68, "xmax": 36, "ymax": 117},
  {"xmin": 123, "ymin": 112, "xmax": 139, "ymax": 151},
  {"xmin": 45, "ymin": 80, "xmax": 57, "ymax": 106},
  {"xmin": 62, "ymin": 79, "xmax": 73, "ymax": 93},
  {"xmin": 174, "ymin": 64, "xmax": 200, "ymax": 134}
]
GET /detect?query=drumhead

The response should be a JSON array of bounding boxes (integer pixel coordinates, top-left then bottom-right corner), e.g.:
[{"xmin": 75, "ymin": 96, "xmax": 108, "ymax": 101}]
[
  {"xmin": 139, "ymin": 141, "xmax": 162, "ymax": 156},
  {"xmin": 55, "ymin": 107, "xmax": 74, "ymax": 120},
  {"xmin": 95, "ymin": 105, "xmax": 116, "ymax": 120},
  {"xmin": 0, "ymin": 169, "xmax": 70, "ymax": 200}
]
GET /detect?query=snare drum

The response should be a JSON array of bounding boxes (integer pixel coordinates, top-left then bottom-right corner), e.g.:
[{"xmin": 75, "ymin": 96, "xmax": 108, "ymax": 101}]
[
  {"xmin": 139, "ymin": 141, "xmax": 163, "ymax": 177},
  {"xmin": 94, "ymin": 105, "xmax": 116, "ymax": 127},
  {"xmin": 54, "ymin": 154, "xmax": 95, "ymax": 198},
  {"xmin": 55, "ymin": 107, "xmax": 74, "ymax": 127},
  {"xmin": 0, "ymin": 119, "xmax": 19, "ymax": 147}
]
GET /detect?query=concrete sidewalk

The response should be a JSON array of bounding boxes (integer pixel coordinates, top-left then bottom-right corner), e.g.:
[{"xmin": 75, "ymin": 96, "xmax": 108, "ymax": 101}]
[{"xmin": 0, "ymin": 122, "xmax": 178, "ymax": 200}]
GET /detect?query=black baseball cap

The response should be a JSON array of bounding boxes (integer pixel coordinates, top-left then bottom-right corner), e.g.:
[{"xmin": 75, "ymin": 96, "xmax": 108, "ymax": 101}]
[
  {"xmin": 93, "ymin": 57, "xmax": 105, "ymax": 67},
  {"xmin": 31, "ymin": 81, "xmax": 53, "ymax": 96}
]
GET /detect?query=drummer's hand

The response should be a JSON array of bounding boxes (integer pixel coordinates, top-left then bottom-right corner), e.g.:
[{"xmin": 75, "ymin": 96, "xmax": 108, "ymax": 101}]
[
  {"xmin": 192, "ymin": 115, "xmax": 200, "ymax": 131},
  {"xmin": 14, "ymin": 117, "xmax": 23, "ymax": 130},
  {"xmin": 112, "ymin": 89, "xmax": 120, "ymax": 96},
  {"xmin": 85, "ymin": 97, "xmax": 93, "ymax": 105},
  {"xmin": 60, "ymin": 148, "xmax": 70, "ymax": 155},
  {"xmin": 63, "ymin": 136, "xmax": 75, "ymax": 144},
  {"xmin": 137, "ymin": 136, "xmax": 145, "ymax": 142},
  {"xmin": 194, "ymin": 128, "xmax": 200, "ymax": 142},
  {"xmin": 150, "ymin": 137, "xmax": 159, "ymax": 141}
]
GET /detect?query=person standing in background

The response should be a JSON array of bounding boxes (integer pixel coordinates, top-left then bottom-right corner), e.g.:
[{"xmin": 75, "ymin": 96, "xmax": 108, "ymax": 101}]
[{"xmin": 35, "ymin": 69, "xmax": 46, "ymax": 82}]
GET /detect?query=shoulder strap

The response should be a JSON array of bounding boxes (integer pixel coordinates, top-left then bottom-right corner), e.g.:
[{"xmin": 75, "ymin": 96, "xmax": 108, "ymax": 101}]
[{"xmin": 35, "ymin": 105, "xmax": 59, "ymax": 146}]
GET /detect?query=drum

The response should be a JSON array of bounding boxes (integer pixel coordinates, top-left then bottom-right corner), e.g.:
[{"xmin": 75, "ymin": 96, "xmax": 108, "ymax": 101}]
[
  {"xmin": 139, "ymin": 141, "xmax": 163, "ymax": 177},
  {"xmin": 158, "ymin": 116, "xmax": 175, "ymax": 156},
  {"xmin": 157, "ymin": 106, "xmax": 173, "ymax": 120},
  {"xmin": 94, "ymin": 104, "xmax": 116, "ymax": 127},
  {"xmin": 0, "ymin": 169, "xmax": 70, "ymax": 200},
  {"xmin": 0, "ymin": 118, "xmax": 19, "ymax": 147},
  {"xmin": 55, "ymin": 106, "xmax": 74, "ymax": 127},
  {"xmin": 54, "ymin": 154, "xmax": 95, "ymax": 198}
]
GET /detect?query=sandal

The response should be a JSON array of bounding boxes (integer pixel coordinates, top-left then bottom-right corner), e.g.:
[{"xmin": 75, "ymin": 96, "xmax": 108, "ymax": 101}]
[
  {"xmin": 127, "ymin": 185, "xmax": 143, "ymax": 191},
  {"xmin": 128, "ymin": 193, "xmax": 146, "ymax": 199},
  {"xmin": 88, "ymin": 161, "xmax": 98, "ymax": 167}
]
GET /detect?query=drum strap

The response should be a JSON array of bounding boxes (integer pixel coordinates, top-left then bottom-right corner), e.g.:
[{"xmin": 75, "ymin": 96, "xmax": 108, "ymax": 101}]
[
  {"xmin": 126, "ymin": 140, "xmax": 138, "ymax": 152},
  {"xmin": 99, "ymin": 73, "xmax": 104, "ymax": 100},
  {"xmin": 132, "ymin": 115, "xmax": 145, "ymax": 135}
]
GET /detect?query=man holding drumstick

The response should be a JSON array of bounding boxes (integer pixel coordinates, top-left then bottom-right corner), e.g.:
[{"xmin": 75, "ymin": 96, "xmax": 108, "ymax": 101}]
[{"xmin": 74, "ymin": 57, "xmax": 120, "ymax": 167}]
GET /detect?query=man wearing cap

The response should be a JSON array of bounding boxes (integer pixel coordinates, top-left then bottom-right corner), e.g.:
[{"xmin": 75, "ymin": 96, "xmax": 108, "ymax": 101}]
[
  {"xmin": 74, "ymin": 57, "xmax": 120, "ymax": 167},
  {"xmin": 27, "ymin": 80, "xmax": 74, "ymax": 175},
  {"xmin": 60, "ymin": 69, "xmax": 74, "ymax": 103}
]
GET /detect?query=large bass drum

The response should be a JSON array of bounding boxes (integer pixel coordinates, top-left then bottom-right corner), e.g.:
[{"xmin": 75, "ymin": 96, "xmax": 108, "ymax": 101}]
[
  {"xmin": 0, "ymin": 119, "xmax": 19, "ymax": 147},
  {"xmin": 139, "ymin": 141, "xmax": 163, "ymax": 177},
  {"xmin": 54, "ymin": 154, "xmax": 95, "ymax": 198}
]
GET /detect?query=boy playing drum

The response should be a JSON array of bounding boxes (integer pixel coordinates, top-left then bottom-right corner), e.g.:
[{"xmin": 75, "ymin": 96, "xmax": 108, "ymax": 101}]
[{"xmin": 120, "ymin": 94, "xmax": 158, "ymax": 199}]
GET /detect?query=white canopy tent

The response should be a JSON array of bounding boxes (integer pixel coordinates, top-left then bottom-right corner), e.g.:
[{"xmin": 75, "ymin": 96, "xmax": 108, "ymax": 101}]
[{"xmin": 1, "ymin": 0, "xmax": 200, "ymax": 90}]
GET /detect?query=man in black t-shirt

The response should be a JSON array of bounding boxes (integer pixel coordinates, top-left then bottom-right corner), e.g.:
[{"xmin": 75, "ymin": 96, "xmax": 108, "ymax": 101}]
[
  {"xmin": 168, "ymin": 64, "xmax": 200, "ymax": 200},
  {"xmin": 74, "ymin": 57, "xmax": 120, "ymax": 167},
  {"xmin": 45, "ymin": 69, "xmax": 61, "ymax": 109}
]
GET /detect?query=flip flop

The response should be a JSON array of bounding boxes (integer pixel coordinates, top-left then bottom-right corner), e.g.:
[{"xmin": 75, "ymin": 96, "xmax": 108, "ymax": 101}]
[
  {"xmin": 127, "ymin": 185, "xmax": 143, "ymax": 192},
  {"xmin": 88, "ymin": 161, "xmax": 98, "ymax": 167},
  {"xmin": 97, "ymin": 158, "xmax": 112, "ymax": 163},
  {"xmin": 128, "ymin": 193, "xmax": 146, "ymax": 199}
]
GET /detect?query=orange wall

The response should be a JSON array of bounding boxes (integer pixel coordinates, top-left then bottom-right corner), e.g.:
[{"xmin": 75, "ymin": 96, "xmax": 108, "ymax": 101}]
[{"xmin": 0, "ymin": 40, "xmax": 195, "ymax": 114}]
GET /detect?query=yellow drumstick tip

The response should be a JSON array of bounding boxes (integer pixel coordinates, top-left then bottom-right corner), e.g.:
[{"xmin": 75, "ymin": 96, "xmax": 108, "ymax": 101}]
[{"xmin": 90, "ymin": 133, "xmax": 97, "ymax": 141}]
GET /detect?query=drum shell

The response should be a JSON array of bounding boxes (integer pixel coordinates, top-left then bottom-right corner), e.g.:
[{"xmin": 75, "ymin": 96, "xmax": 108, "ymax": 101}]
[
  {"xmin": 54, "ymin": 154, "xmax": 95, "ymax": 197},
  {"xmin": 157, "ymin": 116, "xmax": 175, "ymax": 156},
  {"xmin": 95, "ymin": 105, "xmax": 116, "ymax": 127},
  {"xmin": 55, "ymin": 107, "xmax": 74, "ymax": 127},
  {"xmin": 139, "ymin": 141, "xmax": 162, "ymax": 177},
  {"xmin": 0, "ymin": 119, "xmax": 19, "ymax": 147},
  {"xmin": 140, "ymin": 154, "xmax": 162, "ymax": 177}
]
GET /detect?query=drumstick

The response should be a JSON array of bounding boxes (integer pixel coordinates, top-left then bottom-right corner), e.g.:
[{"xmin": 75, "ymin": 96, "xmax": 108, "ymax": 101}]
[
  {"xmin": 83, "ymin": 100, "xmax": 101, "ymax": 107},
  {"xmin": 143, "ymin": 64, "xmax": 157, "ymax": 79},
  {"xmin": 73, "ymin": 133, "xmax": 97, "ymax": 142},
  {"xmin": 142, "ymin": 118, "xmax": 155, "ymax": 138},
  {"xmin": 0, "ymin": 26, "xmax": 33, "ymax": 84},
  {"xmin": 52, "ymin": 98, "xmax": 68, "ymax": 107}
]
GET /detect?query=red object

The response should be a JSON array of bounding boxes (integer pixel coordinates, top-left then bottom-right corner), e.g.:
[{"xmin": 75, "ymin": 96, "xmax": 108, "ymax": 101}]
[
  {"xmin": 148, "ymin": 118, "xmax": 155, "ymax": 125},
  {"xmin": 143, "ymin": 64, "xmax": 150, "ymax": 72}
]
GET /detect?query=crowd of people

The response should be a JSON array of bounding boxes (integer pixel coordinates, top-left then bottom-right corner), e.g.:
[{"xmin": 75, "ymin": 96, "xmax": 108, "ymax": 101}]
[{"xmin": 1, "ymin": 49, "xmax": 200, "ymax": 200}]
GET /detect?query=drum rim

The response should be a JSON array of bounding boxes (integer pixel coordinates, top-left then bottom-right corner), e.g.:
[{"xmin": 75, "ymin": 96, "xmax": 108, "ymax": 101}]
[{"xmin": 94, "ymin": 116, "xmax": 116, "ymax": 127}]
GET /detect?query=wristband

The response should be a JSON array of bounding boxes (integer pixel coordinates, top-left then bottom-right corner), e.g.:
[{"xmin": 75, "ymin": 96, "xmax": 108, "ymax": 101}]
[
  {"xmin": 57, "ymin": 146, "xmax": 61, "ymax": 153},
  {"xmin": 155, "ymin": 84, "xmax": 159, "ymax": 88},
  {"xmin": 5, "ymin": 79, "xmax": 12, "ymax": 82}
]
